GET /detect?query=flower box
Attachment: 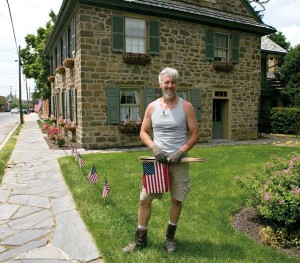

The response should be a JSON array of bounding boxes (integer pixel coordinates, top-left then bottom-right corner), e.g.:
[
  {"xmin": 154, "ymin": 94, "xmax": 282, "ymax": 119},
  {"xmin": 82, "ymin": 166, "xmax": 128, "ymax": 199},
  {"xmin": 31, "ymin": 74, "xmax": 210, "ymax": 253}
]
[
  {"xmin": 213, "ymin": 62, "xmax": 235, "ymax": 72},
  {"xmin": 122, "ymin": 53, "xmax": 151, "ymax": 65},
  {"xmin": 55, "ymin": 66, "xmax": 65, "ymax": 74},
  {"xmin": 63, "ymin": 58, "xmax": 74, "ymax": 68},
  {"xmin": 47, "ymin": 75, "xmax": 55, "ymax": 82},
  {"xmin": 118, "ymin": 122, "xmax": 141, "ymax": 134}
]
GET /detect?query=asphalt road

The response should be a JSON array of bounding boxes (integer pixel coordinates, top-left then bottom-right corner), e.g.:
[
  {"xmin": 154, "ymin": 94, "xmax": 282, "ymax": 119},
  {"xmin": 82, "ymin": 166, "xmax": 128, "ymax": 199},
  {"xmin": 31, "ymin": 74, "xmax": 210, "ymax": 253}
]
[{"xmin": 0, "ymin": 112, "xmax": 20, "ymax": 150}]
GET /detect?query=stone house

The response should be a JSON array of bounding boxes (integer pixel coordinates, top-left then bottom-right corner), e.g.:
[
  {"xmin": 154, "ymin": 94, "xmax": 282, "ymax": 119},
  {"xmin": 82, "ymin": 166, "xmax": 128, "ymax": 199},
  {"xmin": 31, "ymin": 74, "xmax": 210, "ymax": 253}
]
[{"xmin": 44, "ymin": 0, "xmax": 275, "ymax": 149}]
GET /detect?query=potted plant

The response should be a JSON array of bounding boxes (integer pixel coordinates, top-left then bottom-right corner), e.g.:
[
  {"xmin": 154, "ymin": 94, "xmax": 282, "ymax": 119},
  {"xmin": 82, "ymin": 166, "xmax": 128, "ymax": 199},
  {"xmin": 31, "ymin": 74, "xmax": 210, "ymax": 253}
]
[
  {"xmin": 122, "ymin": 53, "xmax": 151, "ymax": 65},
  {"xmin": 213, "ymin": 61, "xmax": 235, "ymax": 72},
  {"xmin": 47, "ymin": 75, "xmax": 55, "ymax": 82},
  {"xmin": 55, "ymin": 65, "xmax": 65, "ymax": 74},
  {"xmin": 118, "ymin": 118, "xmax": 142, "ymax": 134},
  {"xmin": 65, "ymin": 118, "xmax": 77, "ymax": 132},
  {"xmin": 63, "ymin": 57, "xmax": 74, "ymax": 68}
]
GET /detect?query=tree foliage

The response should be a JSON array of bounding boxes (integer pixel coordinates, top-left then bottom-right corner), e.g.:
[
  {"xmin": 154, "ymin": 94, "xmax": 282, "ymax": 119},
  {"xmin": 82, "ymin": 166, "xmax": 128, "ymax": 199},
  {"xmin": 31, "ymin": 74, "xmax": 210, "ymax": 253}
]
[
  {"xmin": 19, "ymin": 11, "xmax": 57, "ymax": 101},
  {"xmin": 280, "ymin": 44, "xmax": 300, "ymax": 107}
]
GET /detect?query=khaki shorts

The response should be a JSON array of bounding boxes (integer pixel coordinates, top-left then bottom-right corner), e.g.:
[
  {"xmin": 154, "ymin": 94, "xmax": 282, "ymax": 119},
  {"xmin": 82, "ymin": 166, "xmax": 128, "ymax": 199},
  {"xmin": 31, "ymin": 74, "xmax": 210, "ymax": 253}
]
[{"xmin": 140, "ymin": 162, "xmax": 190, "ymax": 202}]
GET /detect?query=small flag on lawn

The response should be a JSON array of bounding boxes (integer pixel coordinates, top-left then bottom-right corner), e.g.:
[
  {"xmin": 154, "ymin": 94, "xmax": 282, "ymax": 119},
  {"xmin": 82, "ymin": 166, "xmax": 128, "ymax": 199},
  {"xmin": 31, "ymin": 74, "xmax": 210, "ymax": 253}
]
[
  {"xmin": 142, "ymin": 162, "xmax": 170, "ymax": 194},
  {"xmin": 102, "ymin": 178, "xmax": 110, "ymax": 198},
  {"xmin": 71, "ymin": 144, "xmax": 77, "ymax": 155},
  {"xmin": 87, "ymin": 165, "xmax": 99, "ymax": 184},
  {"xmin": 77, "ymin": 153, "xmax": 84, "ymax": 168}
]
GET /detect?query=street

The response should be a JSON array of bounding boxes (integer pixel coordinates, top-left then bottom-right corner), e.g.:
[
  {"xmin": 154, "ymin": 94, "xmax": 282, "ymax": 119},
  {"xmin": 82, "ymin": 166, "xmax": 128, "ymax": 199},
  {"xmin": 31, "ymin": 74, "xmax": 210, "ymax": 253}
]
[{"xmin": 0, "ymin": 112, "xmax": 20, "ymax": 149}]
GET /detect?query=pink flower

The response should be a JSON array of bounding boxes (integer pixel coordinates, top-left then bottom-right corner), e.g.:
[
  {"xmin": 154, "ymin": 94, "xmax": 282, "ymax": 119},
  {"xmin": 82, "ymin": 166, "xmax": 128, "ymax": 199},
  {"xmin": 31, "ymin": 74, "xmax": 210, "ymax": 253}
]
[
  {"xmin": 295, "ymin": 188, "xmax": 300, "ymax": 194},
  {"xmin": 264, "ymin": 194, "xmax": 271, "ymax": 201},
  {"xmin": 278, "ymin": 200, "xmax": 284, "ymax": 205}
]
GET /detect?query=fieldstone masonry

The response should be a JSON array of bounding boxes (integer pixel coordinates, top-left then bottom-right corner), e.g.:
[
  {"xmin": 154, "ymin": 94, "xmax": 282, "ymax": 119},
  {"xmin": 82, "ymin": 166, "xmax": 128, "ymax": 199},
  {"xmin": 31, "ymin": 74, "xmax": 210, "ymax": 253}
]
[{"xmin": 52, "ymin": 0, "xmax": 262, "ymax": 149}]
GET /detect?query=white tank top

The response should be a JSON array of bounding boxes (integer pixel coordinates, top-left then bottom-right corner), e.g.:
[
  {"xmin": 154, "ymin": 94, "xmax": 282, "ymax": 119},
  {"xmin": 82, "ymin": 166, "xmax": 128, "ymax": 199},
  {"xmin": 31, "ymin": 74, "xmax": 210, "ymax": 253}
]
[{"xmin": 151, "ymin": 97, "xmax": 187, "ymax": 155}]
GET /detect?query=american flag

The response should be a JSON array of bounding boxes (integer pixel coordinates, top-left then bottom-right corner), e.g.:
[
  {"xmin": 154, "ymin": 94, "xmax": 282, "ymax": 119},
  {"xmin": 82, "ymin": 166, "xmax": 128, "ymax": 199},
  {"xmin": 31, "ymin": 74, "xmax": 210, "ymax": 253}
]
[
  {"xmin": 87, "ymin": 165, "xmax": 99, "ymax": 184},
  {"xmin": 71, "ymin": 144, "xmax": 77, "ymax": 155},
  {"xmin": 77, "ymin": 153, "xmax": 84, "ymax": 168},
  {"xmin": 102, "ymin": 178, "xmax": 110, "ymax": 198},
  {"xmin": 124, "ymin": 116, "xmax": 131, "ymax": 125},
  {"xmin": 136, "ymin": 117, "xmax": 142, "ymax": 125},
  {"xmin": 142, "ymin": 162, "xmax": 170, "ymax": 194},
  {"xmin": 34, "ymin": 100, "xmax": 42, "ymax": 112}
]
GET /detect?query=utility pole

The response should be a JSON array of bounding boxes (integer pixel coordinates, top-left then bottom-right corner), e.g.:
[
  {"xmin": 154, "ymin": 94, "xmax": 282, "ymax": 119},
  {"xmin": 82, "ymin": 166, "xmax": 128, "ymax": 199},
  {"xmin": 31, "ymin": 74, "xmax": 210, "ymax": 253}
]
[{"xmin": 18, "ymin": 45, "xmax": 23, "ymax": 124}]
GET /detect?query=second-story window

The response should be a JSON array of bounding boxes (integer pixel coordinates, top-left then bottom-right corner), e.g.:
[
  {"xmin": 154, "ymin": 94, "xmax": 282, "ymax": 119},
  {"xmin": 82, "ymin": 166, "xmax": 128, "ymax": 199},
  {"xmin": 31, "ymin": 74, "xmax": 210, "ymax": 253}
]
[
  {"xmin": 214, "ymin": 33, "xmax": 228, "ymax": 62},
  {"xmin": 125, "ymin": 18, "xmax": 146, "ymax": 53}
]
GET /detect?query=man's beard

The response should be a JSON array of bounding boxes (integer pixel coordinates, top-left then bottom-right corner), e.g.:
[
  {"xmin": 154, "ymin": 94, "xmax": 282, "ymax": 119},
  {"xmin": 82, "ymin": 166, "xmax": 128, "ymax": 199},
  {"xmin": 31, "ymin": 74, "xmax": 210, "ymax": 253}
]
[{"xmin": 163, "ymin": 89, "xmax": 175, "ymax": 99}]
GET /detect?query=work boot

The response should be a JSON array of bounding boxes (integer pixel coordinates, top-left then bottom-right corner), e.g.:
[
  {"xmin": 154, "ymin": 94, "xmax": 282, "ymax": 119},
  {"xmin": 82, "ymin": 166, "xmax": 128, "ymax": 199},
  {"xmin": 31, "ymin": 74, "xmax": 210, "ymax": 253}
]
[
  {"xmin": 122, "ymin": 228, "xmax": 148, "ymax": 253},
  {"xmin": 165, "ymin": 224, "xmax": 177, "ymax": 254}
]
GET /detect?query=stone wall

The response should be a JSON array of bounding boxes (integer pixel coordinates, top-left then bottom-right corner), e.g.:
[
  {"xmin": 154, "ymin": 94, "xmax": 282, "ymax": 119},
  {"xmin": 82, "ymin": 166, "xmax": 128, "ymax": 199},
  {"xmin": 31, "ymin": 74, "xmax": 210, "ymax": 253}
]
[{"xmin": 52, "ymin": 3, "xmax": 262, "ymax": 149}]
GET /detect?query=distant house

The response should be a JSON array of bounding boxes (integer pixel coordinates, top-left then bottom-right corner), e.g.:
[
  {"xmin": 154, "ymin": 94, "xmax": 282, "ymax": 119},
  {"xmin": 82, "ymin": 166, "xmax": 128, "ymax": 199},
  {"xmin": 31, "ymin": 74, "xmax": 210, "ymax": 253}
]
[{"xmin": 44, "ymin": 0, "xmax": 275, "ymax": 149}]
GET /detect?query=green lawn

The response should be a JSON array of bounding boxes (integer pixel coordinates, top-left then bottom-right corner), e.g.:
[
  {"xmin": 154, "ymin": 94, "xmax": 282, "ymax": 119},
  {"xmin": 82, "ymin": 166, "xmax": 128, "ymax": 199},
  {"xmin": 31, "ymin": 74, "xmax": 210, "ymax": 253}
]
[{"xmin": 58, "ymin": 145, "xmax": 300, "ymax": 263}]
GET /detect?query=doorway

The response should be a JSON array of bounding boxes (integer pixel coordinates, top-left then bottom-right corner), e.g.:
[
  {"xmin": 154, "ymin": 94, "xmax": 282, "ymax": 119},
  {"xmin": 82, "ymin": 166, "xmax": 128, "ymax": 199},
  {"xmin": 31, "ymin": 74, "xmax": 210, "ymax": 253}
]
[{"xmin": 213, "ymin": 99, "xmax": 228, "ymax": 139}]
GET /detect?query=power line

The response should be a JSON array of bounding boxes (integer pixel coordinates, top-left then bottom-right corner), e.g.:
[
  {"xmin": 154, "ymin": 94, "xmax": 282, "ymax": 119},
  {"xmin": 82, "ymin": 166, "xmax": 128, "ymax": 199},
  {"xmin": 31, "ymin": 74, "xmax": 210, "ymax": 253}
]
[{"xmin": 6, "ymin": 0, "xmax": 19, "ymax": 54}]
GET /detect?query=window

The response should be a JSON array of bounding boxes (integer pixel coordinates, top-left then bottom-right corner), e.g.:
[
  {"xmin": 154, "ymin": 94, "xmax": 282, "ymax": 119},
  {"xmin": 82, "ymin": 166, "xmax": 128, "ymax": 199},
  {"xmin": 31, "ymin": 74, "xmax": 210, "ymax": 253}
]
[
  {"xmin": 214, "ymin": 33, "xmax": 228, "ymax": 61},
  {"xmin": 205, "ymin": 29, "xmax": 239, "ymax": 63},
  {"xmin": 120, "ymin": 89, "xmax": 140, "ymax": 121},
  {"xmin": 112, "ymin": 16, "xmax": 160, "ymax": 55},
  {"xmin": 125, "ymin": 18, "xmax": 146, "ymax": 53},
  {"xmin": 71, "ymin": 89, "xmax": 77, "ymax": 124}
]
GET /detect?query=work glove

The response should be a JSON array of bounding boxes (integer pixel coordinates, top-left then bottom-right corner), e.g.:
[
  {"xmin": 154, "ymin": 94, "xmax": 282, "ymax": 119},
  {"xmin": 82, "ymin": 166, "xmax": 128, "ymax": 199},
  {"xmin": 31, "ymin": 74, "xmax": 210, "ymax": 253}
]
[
  {"xmin": 152, "ymin": 144, "xmax": 167, "ymax": 163},
  {"xmin": 167, "ymin": 149, "xmax": 185, "ymax": 165}
]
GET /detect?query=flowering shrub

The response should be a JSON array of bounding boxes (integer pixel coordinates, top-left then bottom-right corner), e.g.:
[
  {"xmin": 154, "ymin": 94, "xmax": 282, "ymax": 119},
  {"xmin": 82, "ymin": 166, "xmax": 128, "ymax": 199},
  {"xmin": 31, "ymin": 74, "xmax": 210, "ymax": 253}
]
[
  {"xmin": 238, "ymin": 153, "xmax": 300, "ymax": 229},
  {"xmin": 47, "ymin": 126, "xmax": 65, "ymax": 147},
  {"xmin": 42, "ymin": 123, "xmax": 51, "ymax": 134},
  {"xmin": 55, "ymin": 134, "xmax": 66, "ymax": 147}
]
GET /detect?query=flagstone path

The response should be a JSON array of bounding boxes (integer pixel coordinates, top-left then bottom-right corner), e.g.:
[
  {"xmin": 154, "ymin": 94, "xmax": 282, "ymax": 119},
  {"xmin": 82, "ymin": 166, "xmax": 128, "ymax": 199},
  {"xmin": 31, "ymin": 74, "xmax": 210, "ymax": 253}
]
[{"xmin": 0, "ymin": 114, "xmax": 102, "ymax": 262}]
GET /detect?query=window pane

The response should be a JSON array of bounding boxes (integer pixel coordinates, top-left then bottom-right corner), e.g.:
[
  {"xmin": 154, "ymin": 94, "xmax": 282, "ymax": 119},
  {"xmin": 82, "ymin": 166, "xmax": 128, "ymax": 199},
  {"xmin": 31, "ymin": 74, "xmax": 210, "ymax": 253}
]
[
  {"xmin": 120, "ymin": 89, "xmax": 140, "ymax": 121},
  {"xmin": 214, "ymin": 33, "xmax": 228, "ymax": 61},
  {"xmin": 125, "ymin": 18, "xmax": 146, "ymax": 53}
]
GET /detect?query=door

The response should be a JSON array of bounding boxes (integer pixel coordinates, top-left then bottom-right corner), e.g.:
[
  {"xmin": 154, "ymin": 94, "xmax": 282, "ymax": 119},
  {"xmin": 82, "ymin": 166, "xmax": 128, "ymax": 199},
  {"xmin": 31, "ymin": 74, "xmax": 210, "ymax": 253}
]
[{"xmin": 213, "ymin": 99, "xmax": 228, "ymax": 139}]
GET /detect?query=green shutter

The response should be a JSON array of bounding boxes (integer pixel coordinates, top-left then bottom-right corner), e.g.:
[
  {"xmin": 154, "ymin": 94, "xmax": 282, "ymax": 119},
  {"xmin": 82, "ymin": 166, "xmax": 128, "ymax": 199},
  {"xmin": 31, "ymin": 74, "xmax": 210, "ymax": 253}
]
[
  {"xmin": 59, "ymin": 92, "xmax": 63, "ymax": 117},
  {"xmin": 71, "ymin": 18, "xmax": 76, "ymax": 57},
  {"xmin": 72, "ymin": 89, "xmax": 77, "ymax": 124},
  {"xmin": 51, "ymin": 95, "xmax": 55, "ymax": 115},
  {"xmin": 143, "ymin": 86, "xmax": 155, "ymax": 111},
  {"xmin": 107, "ymin": 86, "xmax": 120, "ymax": 124},
  {"xmin": 65, "ymin": 90, "xmax": 71, "ymax": 120},
  {"xmin": 112, "ymin": 16, "xmax": 124, "ymax": 53},
  {"xmin": 231, "ymin": 33, "xmax": 240, "ymax": 63},
  {"xmin": 205, "ymin": 29, "xmax": 214, "ymax": 61},
  {"xmin": 149, "ymin": 20, "xmax": 160, "ymax": 55},
  {"xmin": 191, "ymin": 88, "xmax": 201, "ymax": 121}
]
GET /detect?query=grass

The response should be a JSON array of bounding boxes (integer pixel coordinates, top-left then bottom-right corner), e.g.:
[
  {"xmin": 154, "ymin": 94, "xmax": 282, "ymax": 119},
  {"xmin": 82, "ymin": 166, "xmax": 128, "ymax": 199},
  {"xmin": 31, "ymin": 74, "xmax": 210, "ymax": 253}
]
[
  {"xmin": 0, "ymin": 124, "xmax": 21, "ymax": 183},
  {"xmin": 58, "ymin": 144, "xmax": 300, "ymax": 263}
]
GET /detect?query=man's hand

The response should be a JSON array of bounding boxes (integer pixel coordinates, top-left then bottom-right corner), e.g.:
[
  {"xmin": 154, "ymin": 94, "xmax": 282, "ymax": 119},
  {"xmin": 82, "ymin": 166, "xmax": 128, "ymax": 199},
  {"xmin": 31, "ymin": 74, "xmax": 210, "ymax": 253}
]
[
  {"xmin": 152, "ymin": 144, "xmax": 167, "ymax": 163},
  {"xmin": 167, "ymin": 149, "xmax": 185, "ymax": 165}
]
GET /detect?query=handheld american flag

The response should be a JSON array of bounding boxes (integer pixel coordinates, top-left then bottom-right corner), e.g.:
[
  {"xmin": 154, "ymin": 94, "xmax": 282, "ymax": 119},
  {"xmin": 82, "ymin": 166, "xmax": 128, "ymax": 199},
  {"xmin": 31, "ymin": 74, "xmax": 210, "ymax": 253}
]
[
  {"xmin": 142, "ymin": 162, "xmax": 170, "ymax": 194},
  {"xmin": 87, "ymin": 165, "xmax": 99, "ymax": 184},
  {"xmin": 102, "ymin": 178, "xmax": 110, "ymax": 198}
]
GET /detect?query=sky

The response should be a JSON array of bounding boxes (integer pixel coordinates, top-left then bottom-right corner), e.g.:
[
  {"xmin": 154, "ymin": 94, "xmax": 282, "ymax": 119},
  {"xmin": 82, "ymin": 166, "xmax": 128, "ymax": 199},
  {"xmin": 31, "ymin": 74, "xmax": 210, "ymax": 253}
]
[{"xmin": 0, "ymin": 0, "xmax": 299, "ymax": 100}]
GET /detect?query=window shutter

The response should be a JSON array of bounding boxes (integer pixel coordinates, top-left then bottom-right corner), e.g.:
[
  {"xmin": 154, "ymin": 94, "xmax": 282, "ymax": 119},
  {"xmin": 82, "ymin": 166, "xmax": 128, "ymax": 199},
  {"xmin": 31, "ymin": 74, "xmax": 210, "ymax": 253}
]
[
  {"xmin": 66, "ymin": 90, "xmax": 71, "ymax": 119},
  {"xmin": 51, "ymin": 95, "xmax": 55, "ymax": 115},
  {"xmin": 112, "ymin": 16, "xmax": 124, "ymax": 53},
  {"xmin": 63, "ymin": 31, "xmax": 67, "ymax": 60},
  {"xmin": 231, "ymin": 33, "xmax": 240, "ymax": 63},
  {"xmin": 143, "ymin": 86, "xmax": 155, "ymax": 112},
  {"xmin": 149, "ymin": 20, "xmax": 160, "ymax": 55},
  {"xmin": 57, "ymin": 43, "xmax": 61, "ymax": 66},
  {"xmin": 205, "ymin": 29, "xmax": 214, "ymax": 61},
  {"xmin": 51, "ymin": 50, "xmax": 56, "ymax": 74},
  {"xmin": 71, "ymin": 18, "xmax": 76, "ymax": 58},
  {"xmin": 59, "ymin": 92, "xmax": 63, "ymax": 117},
  {"xmin": 191, "ymin": 88, "xmax": 201, "ymax": 121},
  {"xmin": 72, "ymin": 89, "xmax": 77, "ymax": 124},
  {"xmin": 107, "ymin": 86, "xmax": 120, "ymax": 124}
]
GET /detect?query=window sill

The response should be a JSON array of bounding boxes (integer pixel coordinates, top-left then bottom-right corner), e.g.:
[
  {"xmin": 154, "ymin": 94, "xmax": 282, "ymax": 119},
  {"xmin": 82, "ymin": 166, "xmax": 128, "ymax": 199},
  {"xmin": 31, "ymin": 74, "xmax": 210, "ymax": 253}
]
[
  {"xmin": 122, "ymin": 53, "xmax": 151, "ymax": 65},
  {"xmin": 213, "ymin": 62, "xmax": 234, "ymax": 72}
]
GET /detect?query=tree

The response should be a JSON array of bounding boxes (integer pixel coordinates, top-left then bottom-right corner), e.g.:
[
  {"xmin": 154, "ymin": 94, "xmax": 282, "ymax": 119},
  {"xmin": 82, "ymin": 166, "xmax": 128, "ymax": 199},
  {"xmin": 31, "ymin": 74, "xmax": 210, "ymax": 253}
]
[
  {"xmin": 19, "ymin": 11, "xmax": 57, "ymax": 102},
  {"xmin": 248, "ymin": 0, "xmax": 270, "ymax": 18},
  {"xmin": 279, "ymin": 44, "xmax": 300, "ymax": 107}
]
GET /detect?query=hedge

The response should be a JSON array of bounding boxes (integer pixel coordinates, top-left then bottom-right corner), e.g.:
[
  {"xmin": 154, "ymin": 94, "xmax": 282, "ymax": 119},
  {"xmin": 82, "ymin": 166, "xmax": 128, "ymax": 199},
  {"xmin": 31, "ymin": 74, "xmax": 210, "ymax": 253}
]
[{"xmin": 270, "ymin": 107, "xmax": 300, "ymax": 135}]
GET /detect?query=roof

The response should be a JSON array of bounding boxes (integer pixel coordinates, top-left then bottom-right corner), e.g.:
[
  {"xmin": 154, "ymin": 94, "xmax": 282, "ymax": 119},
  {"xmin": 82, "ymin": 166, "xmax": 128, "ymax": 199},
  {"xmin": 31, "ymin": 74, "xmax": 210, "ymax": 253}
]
[
  {"xmin": 261, "ymin": 36, "xmax": 288, "ymax": 55},
  {"xmin": 44, "ymin": 0, "xmax": 276, "ymax": 54}
]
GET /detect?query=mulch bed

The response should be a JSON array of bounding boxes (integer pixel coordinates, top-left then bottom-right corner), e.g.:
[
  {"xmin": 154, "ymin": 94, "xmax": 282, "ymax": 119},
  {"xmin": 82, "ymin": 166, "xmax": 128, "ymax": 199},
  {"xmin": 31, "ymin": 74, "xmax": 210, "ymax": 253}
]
[
  {"xmin": 43, "ymin": 134, "xmax": 81, "ymax": 150},
  {"xmin": 232, "ymin": 207, "xmax": 300, "ymax": 258}
]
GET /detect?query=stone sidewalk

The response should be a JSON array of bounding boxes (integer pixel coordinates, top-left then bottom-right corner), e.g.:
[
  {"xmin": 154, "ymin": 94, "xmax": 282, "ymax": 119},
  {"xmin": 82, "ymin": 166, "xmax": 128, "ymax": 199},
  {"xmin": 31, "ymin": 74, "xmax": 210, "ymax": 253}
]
[{"xmin": 0, "ymin": 114, "xmax": 102, "ymax": 262}]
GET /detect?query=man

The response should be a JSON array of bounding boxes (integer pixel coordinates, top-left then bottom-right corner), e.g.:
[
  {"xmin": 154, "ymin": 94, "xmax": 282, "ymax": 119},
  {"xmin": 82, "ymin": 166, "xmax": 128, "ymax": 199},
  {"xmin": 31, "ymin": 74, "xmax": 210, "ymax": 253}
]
[{"xmin": 123, "ymin": 67, "xmax": 200, "ymax": 254}]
